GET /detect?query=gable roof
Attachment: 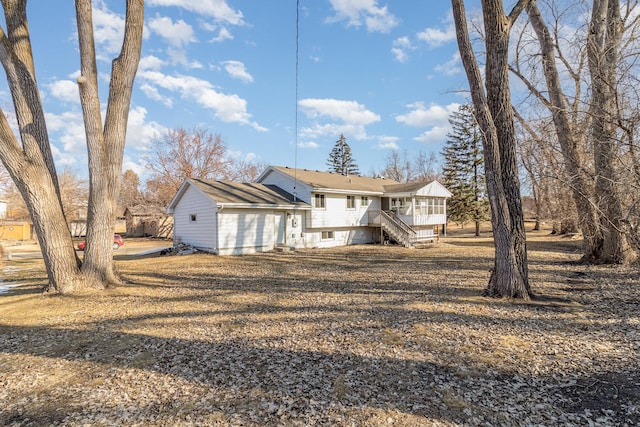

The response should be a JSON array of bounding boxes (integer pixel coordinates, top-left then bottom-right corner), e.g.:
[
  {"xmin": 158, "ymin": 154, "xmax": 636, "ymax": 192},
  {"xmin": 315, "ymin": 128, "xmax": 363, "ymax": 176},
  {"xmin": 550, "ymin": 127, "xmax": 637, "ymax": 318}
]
[
  {"xmin": 261, "ymin": 166, "xmax": 401, "ymax": 194},
  {"xmin": 384, "ymin": 180, "xmax": 453, "ymax": 198},
  {"xmin": 167, "ymin": 178, "xmax": 310, "ymax": 213}
]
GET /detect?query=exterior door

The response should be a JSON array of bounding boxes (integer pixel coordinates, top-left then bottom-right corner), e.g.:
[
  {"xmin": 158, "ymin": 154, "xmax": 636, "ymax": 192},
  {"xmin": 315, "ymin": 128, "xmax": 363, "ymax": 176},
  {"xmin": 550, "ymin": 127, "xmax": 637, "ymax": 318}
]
[{"xmin": 275, "ymin": 212, "xmax": 286, "ymax": 245}]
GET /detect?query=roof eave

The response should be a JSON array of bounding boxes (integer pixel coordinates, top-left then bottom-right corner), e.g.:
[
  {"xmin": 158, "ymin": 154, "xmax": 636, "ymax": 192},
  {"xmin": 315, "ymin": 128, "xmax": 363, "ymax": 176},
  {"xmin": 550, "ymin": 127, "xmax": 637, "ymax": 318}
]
[{"xmin": 218, "ymin": 202, "xmax": 311, "ymax": 210}]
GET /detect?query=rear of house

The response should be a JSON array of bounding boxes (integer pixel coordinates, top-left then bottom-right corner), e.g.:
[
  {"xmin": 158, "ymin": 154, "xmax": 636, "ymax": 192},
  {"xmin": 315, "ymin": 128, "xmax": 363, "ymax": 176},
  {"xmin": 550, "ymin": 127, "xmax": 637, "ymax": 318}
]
[
  {"xmin": 257, "ymin": 166, "xmax": 452, "ymax": 248},
  {"xmin": 167, "ymin": 166, "xmax": 452, "ymax": 255},
  {"xmin": 167, "ymin": 179, "xmax": 309, "ymax": 255}
]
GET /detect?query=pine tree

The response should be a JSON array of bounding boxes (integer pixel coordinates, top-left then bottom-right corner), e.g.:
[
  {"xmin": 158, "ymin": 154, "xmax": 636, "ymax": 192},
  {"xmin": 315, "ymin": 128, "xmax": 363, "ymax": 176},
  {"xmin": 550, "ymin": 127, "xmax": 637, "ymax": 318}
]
[
  {"xmin": 326, "ymin": 134, "xmax": 360, "ymax": 175},
  {"xmin": 441, "ymin": 104, "xmax": 489, "ymax": 236}
]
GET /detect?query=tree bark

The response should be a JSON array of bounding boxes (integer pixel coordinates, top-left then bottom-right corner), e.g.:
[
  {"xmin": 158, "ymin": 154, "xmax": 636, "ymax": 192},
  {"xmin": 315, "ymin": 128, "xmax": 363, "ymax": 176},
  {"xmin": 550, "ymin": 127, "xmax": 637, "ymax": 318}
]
[
  {"xmin": 452, "ymin": 0, "xmax": 532, "ymax": 299},
  {"xmin": 587, "ymin": 0, "xmax": 635, "ymax": 263},
  {"xmin": 76, "ymin": 0, "xmax": 144, "ymax": 286},
  {"xmin": 0, "ymin": 0, "xmax": 83, "ymax": 293},
  {"xmin": 0, "ymin": 0, "xmax": 144, "ymax": 293},
  {"xmin": 526, "ymin": 0, "xmax": 604, "ymax": 260}
]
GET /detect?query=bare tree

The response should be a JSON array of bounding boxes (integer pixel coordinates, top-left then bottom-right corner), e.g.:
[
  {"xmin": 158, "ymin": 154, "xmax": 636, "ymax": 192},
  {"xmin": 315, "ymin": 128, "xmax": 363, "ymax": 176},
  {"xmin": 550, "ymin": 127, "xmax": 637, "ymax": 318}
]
[
  {"xmin": 452, "ymin": 0, "xmax": 532, "ymax": 299},
  {"xmin": 522, "ymin": 0, "xmax": 639, "ymax": 263},
  {"xmin": 58, "ymin": 167, "xmax": 89, "ymax": 223},
  {"xmin": 119, "ymin": 169, "xmax": 142, "ymax": 211},
  {"xmin": 0, "ymin": 0, "xmax": 143, "ymax": 292},
  {"xmin": 515, "ymin": 111, "xmax": 577, "ymax": 233},
  {"xmin": 587, "ymin": 0, "xmax": 636, "ymax": 263},
  {"xmin": 413, "ymin": 151, "xmax": 441, "ymax": 182},
  {"xmin": 145, "ymin": 127, "xmax": 232, "ymax": 205},
  {"xmin": 379, "ymin": 150, "xmax": 412, "ymax": 182},
  {"xmin": 228, "ymin": 159, "xmax": 268, "ymax": 182},
  {"xmin": 144, "ymin": 127, "xmax": 265, "ymax": 205}
]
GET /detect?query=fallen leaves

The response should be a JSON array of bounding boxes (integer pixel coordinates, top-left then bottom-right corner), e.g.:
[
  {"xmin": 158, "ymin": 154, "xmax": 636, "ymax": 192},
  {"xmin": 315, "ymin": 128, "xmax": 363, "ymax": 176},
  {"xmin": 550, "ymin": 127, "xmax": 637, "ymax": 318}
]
[{"xmin": 0, "ymin": 234, "xmax": 638, "ymax": 425}]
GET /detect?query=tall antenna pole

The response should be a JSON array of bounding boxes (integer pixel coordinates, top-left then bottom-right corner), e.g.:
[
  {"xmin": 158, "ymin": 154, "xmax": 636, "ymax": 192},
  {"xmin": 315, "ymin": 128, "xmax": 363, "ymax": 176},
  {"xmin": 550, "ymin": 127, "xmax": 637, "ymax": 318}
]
[{"xmin": 293, "ymin": 0, "xmax": 300, "ymax": 203}]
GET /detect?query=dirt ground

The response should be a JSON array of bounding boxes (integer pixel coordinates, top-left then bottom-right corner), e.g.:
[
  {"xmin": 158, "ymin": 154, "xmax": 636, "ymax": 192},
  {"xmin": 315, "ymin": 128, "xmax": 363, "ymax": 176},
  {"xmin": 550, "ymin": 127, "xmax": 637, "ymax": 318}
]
[{"xmin": 0, "ymin": 228, "xmax": 638, "ymax": 426}]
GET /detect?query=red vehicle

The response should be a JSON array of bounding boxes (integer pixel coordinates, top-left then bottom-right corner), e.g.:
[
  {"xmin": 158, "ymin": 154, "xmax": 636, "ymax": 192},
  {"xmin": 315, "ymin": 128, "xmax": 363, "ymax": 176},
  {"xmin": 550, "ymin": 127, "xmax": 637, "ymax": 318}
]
[{"xmin": 77, "ymin": 234, "xmax": 124, "ymax": 251}]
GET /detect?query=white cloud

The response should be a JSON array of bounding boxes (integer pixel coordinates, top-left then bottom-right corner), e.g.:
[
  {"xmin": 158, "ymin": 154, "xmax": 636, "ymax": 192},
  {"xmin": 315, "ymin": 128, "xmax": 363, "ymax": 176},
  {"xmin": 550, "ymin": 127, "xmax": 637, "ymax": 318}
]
[
  {"xmin": 327, "ymin": 0, "xmax": 399, "ymax": 33},
  {"xmin": 299, "ymin": 99, "xmax": 379, "ymax": 125},
  {"xmin": 91, "ymin": 5, "xmax": 127, "ymax": 56},
  {"xmin": 125, "ymin": 106, "xmax": 166, "ymax": 151},
  {"xmin": 375, "ymin": 136, "xmax": 399, "ymax": 150},
  {"xmin": 147, "ymin": 0, "xmax": 245, "ymax": 26},
  {"xmin": 396, "ymin": 102, "xmax": 460, "ymax": 145},
  {"xmin": 139, "ymin": 55, "xmax": 166, "ymax": 71},
  {"xmin": 298, "ymin": 141, "xmax": 320, "ymax": 149},
  {"xmin": 221, "ymin": 60, "xmax": 253, "ymax": 83},
  {"xmin": 209, "ymin": 27, "xmax": 233, "ymax": 43},
  {"xmin": 416, "ymin": 16, "xmax": 456, "ymax": 48},
  {"xmin": 395, "ymin": 102, "xmax": 459, "ymax": 127},
  {"xmin": 392, "ymin": 36, "xmax": 414, "ymax": 63},
  {"xmin": 139, "ymin": 70, "xmax": 267, "ymax": 131},
  {"xmin": 46, "ymin": 111, "xmax": 87, "ymax": 166},
  {"xmin": 47, "ymin": 80, "xmax": 79, "ymax": 103},
  {"xmin": 148, "ymin": 15, "xmax": 196, "ymax": 47},
  {"xmin": 140, "ymin": 83, "xmax": 173, "ymax": 107},
  {"xmin": 414, "ymin": 126, "xmax": 449, "ymax": 144},
  {"xmin": 298, "ymin": 98, "xmax": 380, "ymax": 140},
  {"xmin": 434, "ymin": 51, "xmax": 461, "ymax": 76},
  {"xmin": 45, "ymin": 106, "xmax": 166, "ymax": 169}
]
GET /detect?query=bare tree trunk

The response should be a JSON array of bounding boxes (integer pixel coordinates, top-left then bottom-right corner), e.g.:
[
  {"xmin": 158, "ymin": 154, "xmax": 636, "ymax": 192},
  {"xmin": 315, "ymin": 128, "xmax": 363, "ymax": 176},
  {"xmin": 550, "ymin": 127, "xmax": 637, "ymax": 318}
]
[
  {"xmin": 587, "ymin": 0, "xmax": 635, "ymax": 263},
  {"xmin": 452, "ymin": 0, "xmax": 532, "ymax": 300},
  {"xmin": 0, "ymin": 0, "xmax": 82, "ymax": 293},
  {"xmin": 0, "ymin": 0, "xmax": 143, "ymax": 293},
  {"xmin": 76, "ymin": 0, "xmax": 144, "ymax": 286},
  {"xmin": 525, "ymin": 0, "xmax": 604, "ymax": 260}
]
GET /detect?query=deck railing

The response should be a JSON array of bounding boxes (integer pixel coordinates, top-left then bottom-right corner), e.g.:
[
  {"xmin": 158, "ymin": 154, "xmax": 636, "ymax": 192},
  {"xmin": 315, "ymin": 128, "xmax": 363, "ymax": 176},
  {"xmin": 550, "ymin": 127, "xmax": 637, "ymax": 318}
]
[{"xmin": 368, "ymin": 210, "xmax": 417, "ymax": 247}]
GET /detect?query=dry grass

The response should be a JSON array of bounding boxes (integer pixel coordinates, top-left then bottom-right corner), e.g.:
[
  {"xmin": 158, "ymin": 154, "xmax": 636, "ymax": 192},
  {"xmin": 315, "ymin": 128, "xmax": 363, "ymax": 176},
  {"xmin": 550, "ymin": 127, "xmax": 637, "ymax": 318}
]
[{"xmin": 1, "ymin": 228, "xmax": 639, "ymax": 426}]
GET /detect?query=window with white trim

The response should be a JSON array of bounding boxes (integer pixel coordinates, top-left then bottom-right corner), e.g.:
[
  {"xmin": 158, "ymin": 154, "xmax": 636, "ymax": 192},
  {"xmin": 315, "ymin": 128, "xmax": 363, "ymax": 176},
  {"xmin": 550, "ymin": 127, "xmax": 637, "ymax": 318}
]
[
  {"xmin": 321, "ymin": 231, "xmax": 334, "ymax": 240},
  {"xmin": 314, "ymin": 193, "xmax": 326, "ymax": 209},
  {"xmin": 361, "ymin": 196, "xmax": 369, "ymax": 207},
  {"xmin": 346, "ymin": 195, "xmax": 355, "ymax": 209},
  {"xmin": 189, "ymin": 214, "xmax": 197, "ymax": 222}
]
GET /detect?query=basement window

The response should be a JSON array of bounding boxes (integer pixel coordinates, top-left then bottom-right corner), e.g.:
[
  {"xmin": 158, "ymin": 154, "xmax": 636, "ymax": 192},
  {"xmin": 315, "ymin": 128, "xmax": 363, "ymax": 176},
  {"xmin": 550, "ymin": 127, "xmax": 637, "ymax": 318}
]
[{"xmin": 321, "ymin": 231, "xmax": 334, "ymax": 240}]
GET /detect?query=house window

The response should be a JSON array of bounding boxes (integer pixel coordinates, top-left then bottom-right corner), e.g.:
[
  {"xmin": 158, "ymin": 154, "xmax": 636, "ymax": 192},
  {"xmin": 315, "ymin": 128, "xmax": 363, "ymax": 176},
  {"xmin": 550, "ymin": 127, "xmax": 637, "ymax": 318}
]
[
  {"xmin": 347, "ymin": 195, "xmax": 355, "ymax": 209},
  {"xmin": 361, "ymin": 196, "xmax": 369, "ymax": 207},
  {"xmin": 321, "ymin": 231, "xmax": 334, "ymax": 240},
  {"xmin": 189, "ymin": 214, "xmax": 197, "ymax": 222},
  {"xmin": 314, "ymin": 193, "xmax": 326, "ymax": 209},
  {"xmin": 391, "ymin": 198, "xmax": 406, "ymax": 214},
  {"xmin": 417, "ymin": 199, "xmax": 427, "ymax": 215}
]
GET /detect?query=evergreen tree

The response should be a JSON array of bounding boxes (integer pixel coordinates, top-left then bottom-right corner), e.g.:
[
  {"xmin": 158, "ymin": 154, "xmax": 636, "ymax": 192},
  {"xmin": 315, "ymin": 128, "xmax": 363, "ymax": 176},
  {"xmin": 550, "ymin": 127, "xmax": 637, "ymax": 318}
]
[
  {"xmin": 441, "ymin": 104, "xmax": 489, "ymax": 236},
  {"xmin": 326, "ymin": 134, "xmax": 360, "ymax": 175}
]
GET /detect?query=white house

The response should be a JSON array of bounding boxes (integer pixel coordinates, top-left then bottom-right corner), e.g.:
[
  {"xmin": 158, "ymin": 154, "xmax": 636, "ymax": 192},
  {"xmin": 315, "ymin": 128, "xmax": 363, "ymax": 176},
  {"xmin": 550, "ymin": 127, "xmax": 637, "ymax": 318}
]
[
  {"xmin": 167, "ymin": 166, "xmax": 452, "ymax": 255},
  {"xmin": 167, "ymin": 178, "xmax": 310, "ymax": 255}
]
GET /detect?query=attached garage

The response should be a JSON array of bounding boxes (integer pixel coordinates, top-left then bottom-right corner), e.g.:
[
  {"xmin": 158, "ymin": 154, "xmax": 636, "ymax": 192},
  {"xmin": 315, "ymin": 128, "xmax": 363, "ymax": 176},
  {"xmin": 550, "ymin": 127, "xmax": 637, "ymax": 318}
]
[{"xmin": 167, "ymin": 179, "xmax": 309, "ymax": 255}]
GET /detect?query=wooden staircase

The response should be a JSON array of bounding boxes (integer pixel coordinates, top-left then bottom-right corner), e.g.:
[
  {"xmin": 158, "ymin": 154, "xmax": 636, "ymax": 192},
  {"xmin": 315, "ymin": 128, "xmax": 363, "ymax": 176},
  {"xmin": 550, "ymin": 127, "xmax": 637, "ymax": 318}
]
[{"xmin": 369, "ymin": 210, "xmax": 417, "ymax": 247}]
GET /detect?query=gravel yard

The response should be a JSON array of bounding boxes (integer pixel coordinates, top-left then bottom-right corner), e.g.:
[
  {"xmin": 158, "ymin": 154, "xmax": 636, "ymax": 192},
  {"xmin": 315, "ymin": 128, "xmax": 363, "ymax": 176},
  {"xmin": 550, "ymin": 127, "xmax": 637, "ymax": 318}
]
[{"xmin": 0, "ymin": 233, "xmax": 638, "ymax": 426}]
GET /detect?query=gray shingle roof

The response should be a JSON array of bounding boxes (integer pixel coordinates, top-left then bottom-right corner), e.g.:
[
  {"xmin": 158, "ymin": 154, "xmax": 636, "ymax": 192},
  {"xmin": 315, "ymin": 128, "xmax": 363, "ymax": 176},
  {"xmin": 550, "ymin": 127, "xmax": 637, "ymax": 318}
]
[
  {"xmin": 190, "ymin": 179, "xmax": 309, "ymax": 207},
  {"xmin": 271, "ymin": 166, "xmax": 400, "ymax": 193}
]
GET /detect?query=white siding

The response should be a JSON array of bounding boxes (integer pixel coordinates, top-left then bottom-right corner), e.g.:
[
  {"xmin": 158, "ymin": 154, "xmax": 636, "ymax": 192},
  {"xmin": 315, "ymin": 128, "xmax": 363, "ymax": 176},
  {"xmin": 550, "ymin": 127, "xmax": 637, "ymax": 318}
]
[
  {"xmin": 413, "ymin": 213, "xmax": 447, "ymax": 226},
  {"xmin": 217, "ymin": 209, "xmax": 275, "ymax": 255},
  {"xmin": 172, "ymin": 185, "xmax": 218, "ymax": 251},
  {"xmin": 309, "ymin": 193, "xmax": 380, "ymax": 228},
  {"xmin": 303, "ymin": 228, "xmax": 376, "ymax": 249},
  {"xmin": 258, "ymin": 169, "xmax": 313, "ymax": 204}
]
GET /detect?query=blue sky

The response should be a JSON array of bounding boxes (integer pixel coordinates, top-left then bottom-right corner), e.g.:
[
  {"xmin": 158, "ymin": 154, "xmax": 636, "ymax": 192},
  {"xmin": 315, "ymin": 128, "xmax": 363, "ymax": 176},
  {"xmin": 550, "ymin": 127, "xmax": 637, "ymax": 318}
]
[{"xmin": 6, "ymin": 0, "xmax": 479, "ymax": 179}]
